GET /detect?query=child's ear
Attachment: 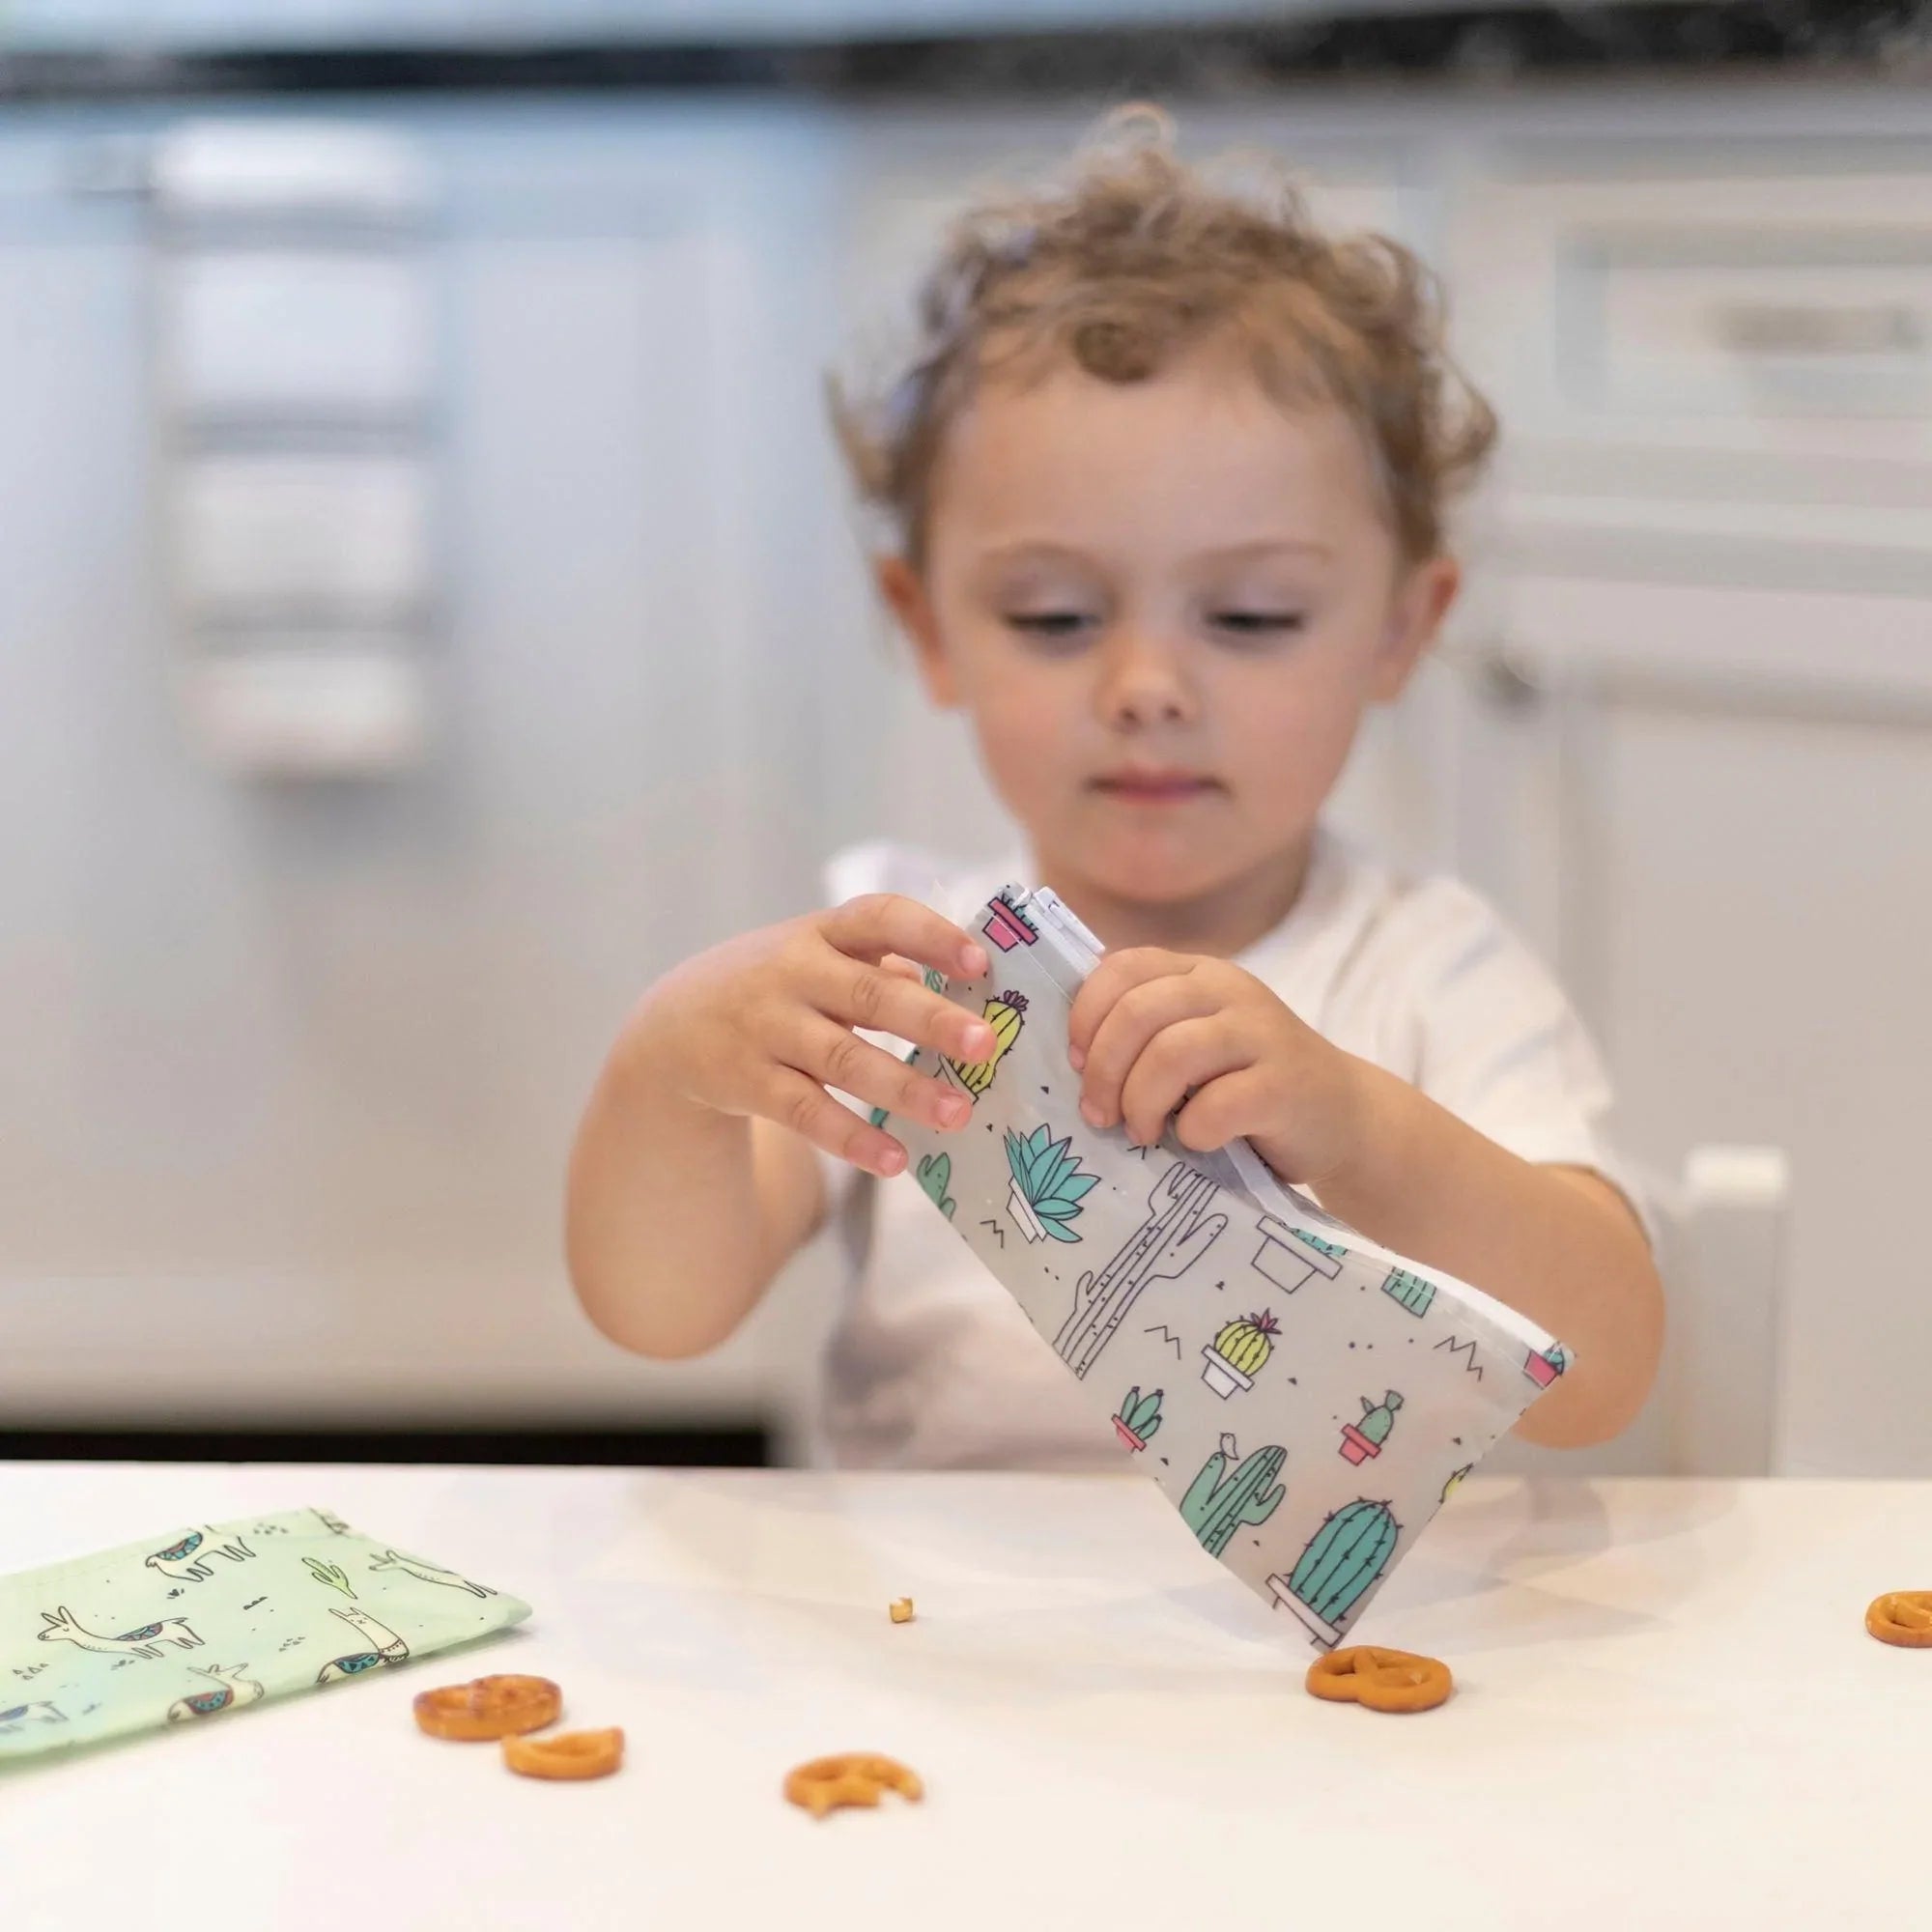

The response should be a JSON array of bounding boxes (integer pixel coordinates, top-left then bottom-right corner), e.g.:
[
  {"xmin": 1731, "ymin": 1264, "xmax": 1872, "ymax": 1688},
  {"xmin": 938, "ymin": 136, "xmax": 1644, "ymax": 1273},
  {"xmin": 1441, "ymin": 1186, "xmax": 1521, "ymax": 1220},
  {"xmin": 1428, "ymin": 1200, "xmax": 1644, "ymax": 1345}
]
[
  {"xmin": 874, "ymin": 554, "xmax": 959, "ymax": 708},
  {"xmin": 1372, "ymin": 554, "xmax": 1461, "ymax": 703}
]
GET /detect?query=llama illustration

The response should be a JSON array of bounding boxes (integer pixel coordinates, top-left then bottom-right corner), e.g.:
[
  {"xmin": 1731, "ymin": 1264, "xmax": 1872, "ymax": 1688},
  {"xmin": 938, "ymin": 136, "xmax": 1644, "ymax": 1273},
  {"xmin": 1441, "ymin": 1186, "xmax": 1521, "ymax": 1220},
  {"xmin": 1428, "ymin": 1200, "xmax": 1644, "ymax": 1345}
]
[
  {"xmin": 37, "ymin": 1606, "xmax": 204, "ymax": 1661},
  {"xmin": 368, "ymin": 1548, "xmax": 494, "ymax": 1599},
  {"xmin": 0, "ymin": 1700, "xmax": 66, "ymax": 1729},
  {"xmin": 315, "ymin": 1606, "xmax": 410, "ymax": 1684},
  {"xmin": 144, "ymin": 1525, "xmax": 256, "ymax": 1584},
  {"xmin": 166, "ymin": 1663, "xmax": 266, "ymax": 1723}
]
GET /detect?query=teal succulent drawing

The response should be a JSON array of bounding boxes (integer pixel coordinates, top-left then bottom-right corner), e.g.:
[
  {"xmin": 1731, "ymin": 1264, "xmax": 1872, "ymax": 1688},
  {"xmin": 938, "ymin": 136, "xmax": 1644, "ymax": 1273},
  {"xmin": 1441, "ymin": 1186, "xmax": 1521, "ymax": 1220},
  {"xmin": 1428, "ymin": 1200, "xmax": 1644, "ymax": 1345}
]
[
  {"xmin": 1276, "ymin": 1498, "xmax": 1399, "ymax": 1638},
  {"xmin": 1004, "ymin": 1124, "xmax": 1099, "ymax": 1243},
  {"xmin": 916, "ymin": 1151, "xmax": 957, "ymax": 1220}
]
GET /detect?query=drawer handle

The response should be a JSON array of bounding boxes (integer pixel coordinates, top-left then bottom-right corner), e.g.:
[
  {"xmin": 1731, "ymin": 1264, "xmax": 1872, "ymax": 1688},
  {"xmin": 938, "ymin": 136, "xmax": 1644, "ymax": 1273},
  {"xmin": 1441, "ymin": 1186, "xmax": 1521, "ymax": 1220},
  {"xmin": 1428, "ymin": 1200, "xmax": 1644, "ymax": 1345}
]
[{"xmin": 1716, "ymin": 301, "xmax": 1924, "ymax": 357}]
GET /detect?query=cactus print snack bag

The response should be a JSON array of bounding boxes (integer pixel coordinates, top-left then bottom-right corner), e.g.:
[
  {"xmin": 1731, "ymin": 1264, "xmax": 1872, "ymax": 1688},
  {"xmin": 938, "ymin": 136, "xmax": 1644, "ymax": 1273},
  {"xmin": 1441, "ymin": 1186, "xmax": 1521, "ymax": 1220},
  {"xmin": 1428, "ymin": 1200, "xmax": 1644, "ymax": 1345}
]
[
  {"xmin": 883, "ymin": 886, "xmax": 1573, "ymax": 1651},
  {"xmin": 0, "ymin": 1507, "xmax": 529, "ymax": 1764}
]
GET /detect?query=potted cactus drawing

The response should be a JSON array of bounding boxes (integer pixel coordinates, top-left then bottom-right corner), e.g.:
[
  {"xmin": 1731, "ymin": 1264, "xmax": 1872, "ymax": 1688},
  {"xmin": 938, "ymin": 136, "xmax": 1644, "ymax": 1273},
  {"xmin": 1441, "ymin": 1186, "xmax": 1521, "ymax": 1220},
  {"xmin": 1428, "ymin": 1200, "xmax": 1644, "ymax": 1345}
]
[
  {"xmin": 1338, "ymin": 1389, "xmax": 1405, "ymax": 1463},
  {"xmin": 1381, "ymin": 1268, "xmax": 1436, "ymax": 1318},
  {"xmin": 1180, "ymin": 1435, "xmax": 1287, "ymax": 1557},
  {"xmin": 946, "ymin": 991, "xmax": 1028, "ymax": 1096},
  {"xmin": 1200, "ymin": 1310, "xmax": 1280, "ymax": 1398},
  {"xmin": 1523, "ymin": 1342, "xmax": 1571, "ymax": 1388},
  {"xmin": 981, "ymin": 892, "xmax": 1038, "ymax": 952},
  {"xmin": 1268, "ymin": 1498, "xmax": 1400, "ymax": 1648},
  {"xmin": 1004, "ymin": 1124, "xmax": 1099, "ymax": 1242},
  {"xmin": 1112, "ymin": 1385, "xmax": 1164, "ymax": 1451}
]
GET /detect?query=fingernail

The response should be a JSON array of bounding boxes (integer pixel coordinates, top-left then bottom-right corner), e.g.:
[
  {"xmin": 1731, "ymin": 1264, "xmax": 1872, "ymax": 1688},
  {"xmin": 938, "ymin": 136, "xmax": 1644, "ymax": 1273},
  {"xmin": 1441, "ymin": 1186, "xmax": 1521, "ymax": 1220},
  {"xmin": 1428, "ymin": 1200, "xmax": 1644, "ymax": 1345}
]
[
  {"xmin": 963, "ymin": 1025, "xmax": 995, "ymax": 1055},
  {"xmin": 875, "ymin": 1146, "xmax": 906, "ymax": 1177},
  {"xmin": 1080, "ymin": 1099, "xmax": 1104, "ymax": 1129},
  {"xmin": 960, "ymin": 945, "xmax": 988, "ymax": 977},
  {"xmin": 1067, "ymin": 1043, "xmax": 1086, "ymax": 1071},
  {"xmin": 939, "ymin": 1094, "xmax": 970, "ymax": 1127}
]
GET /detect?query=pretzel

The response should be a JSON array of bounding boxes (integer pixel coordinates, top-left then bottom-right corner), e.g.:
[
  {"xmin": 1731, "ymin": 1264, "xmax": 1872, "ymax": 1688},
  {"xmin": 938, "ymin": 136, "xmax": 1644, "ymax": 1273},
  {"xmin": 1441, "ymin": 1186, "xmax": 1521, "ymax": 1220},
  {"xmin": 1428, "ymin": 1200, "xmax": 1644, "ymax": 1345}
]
[
  {"xmin": 1306, "ymin": 1645, "xmax": 1453, "ymax": 1714},
  {"xmin": 783, "ymin": 1753, "xmax": 924, "ymax": 1818},
  {"xmin": 1866, "ymin": 1591, "xmax": 1932, "ymax": 1648},
  {"xmin": 889, "ymin": 1598, "xmax": 916, "ymax": 1625},
  {"xmin": 412, "ymin": 1674, "xmax": 562, "ymax": 1741},
  {"xmin": 502, "ymin": 1727, "xmax": 625, "ymax": 1780}
]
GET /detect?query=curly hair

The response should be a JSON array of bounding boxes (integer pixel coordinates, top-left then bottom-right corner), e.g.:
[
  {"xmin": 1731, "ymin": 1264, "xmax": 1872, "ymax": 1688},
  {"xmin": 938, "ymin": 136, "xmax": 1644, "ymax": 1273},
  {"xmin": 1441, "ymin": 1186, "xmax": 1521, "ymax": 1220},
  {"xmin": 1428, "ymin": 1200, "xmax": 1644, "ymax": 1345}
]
[{"xmin": 830, "ymin": 105, "xmax": 1496, "ymax": 567}]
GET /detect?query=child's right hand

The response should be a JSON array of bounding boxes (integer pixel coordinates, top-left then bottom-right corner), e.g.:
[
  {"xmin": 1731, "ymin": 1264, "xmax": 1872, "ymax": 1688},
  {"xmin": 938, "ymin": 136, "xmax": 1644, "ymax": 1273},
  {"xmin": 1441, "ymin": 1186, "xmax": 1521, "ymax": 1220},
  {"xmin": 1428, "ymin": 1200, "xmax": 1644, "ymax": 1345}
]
[{"xmin": 632, "ymin": 895, "xmax": 996, "ymax": 1178}]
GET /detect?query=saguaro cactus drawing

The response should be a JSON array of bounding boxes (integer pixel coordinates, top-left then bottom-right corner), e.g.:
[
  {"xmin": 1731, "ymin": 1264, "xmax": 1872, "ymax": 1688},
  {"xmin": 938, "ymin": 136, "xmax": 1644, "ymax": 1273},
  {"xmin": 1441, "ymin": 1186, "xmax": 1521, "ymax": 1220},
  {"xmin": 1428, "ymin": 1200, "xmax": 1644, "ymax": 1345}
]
[
  {"xmin": 1201, "ymin": 1310, "xmax": 1280, "ymax": 1397},
  {"xmin": 1338, "ymin": 1389, "xmax": 1405, "ymax": 1463},
  {"xmin": 1180, "ymin": 1435, "xmax": 1287, "ymax": 1557},
  {"xmin": 1268, "ymin": 1499, "xmax": 1401, "ymax": 1648},
  {"xmin": 916, "ymin": 1151, "xmax": 957, "ymax": 1221},
  {"xmin": 1055, "ymin": 1159, "xmax": 1228, "ymax": 1378},
  {"xmin": 1112, "ymin": 1385, "xmax": 1164, "ymax": 1451}
]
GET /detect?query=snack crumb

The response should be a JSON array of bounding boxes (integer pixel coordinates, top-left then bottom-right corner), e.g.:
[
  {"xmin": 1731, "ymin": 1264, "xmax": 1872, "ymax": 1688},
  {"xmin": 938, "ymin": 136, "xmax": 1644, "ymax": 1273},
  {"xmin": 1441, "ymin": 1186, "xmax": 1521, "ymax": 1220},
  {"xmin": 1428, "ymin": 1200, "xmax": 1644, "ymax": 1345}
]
[{"xmin": 889, "ymin": 1597, "xmax": 915, "ymax": 1625}]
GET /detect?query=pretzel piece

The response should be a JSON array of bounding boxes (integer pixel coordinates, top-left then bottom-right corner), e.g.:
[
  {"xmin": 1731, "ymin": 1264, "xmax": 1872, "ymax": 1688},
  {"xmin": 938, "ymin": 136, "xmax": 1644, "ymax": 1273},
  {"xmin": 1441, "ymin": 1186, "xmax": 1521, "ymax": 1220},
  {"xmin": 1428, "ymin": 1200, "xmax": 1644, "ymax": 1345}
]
[
  {"xmin": 1306, "ymin": 1645, "xmax": 1453, "ymax": 1714},
  {"xmin": 783, "ymin": 1752, "xmax": 924, "ymax": 1818},
  {"xmin": 502, "ymin": 1727, "xmax": 625, "ymax": 1780},
  {"xmin": 413, "ymin": 1674, "xmax": 562, "ymax": 1741},
  {"xmin": 1866, "ymin": 1591, "xmax": 1932, "ymax": 1648}
]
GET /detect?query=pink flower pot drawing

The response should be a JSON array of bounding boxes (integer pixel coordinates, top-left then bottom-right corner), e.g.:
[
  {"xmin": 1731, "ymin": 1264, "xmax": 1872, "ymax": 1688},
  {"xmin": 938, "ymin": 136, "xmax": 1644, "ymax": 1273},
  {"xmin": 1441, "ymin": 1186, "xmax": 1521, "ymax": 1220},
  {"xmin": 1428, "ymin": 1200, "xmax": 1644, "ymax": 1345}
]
[{"xmin": 1338, "ymin": 1424, "xmax": 1380, "ymax": 1464}]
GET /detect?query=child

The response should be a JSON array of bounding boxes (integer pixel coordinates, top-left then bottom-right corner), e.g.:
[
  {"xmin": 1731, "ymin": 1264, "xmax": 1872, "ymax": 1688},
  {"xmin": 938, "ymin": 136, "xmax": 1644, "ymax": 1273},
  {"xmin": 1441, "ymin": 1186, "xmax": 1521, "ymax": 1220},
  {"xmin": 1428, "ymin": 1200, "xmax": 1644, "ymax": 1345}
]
[{"xmin": 566, "ymin": 110, "xmax": 1662, "ymax": 1469}]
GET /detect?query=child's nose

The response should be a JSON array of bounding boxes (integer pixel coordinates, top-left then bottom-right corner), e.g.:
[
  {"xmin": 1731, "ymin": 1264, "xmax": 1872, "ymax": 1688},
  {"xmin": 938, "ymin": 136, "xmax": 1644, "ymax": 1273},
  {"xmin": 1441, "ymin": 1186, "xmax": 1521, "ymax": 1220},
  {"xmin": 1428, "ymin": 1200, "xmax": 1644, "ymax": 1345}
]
[{"xmin": 1095, "ymin": 630, "xmax": 1197, "ymax": 729}]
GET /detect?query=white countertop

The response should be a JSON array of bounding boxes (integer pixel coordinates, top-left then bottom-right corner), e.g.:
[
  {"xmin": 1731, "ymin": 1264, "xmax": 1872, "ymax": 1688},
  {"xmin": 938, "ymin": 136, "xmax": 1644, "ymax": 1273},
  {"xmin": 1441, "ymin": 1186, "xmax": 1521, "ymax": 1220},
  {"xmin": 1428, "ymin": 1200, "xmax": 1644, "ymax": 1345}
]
[{"xmin": 2, "ymin": 1464, "xmax": 1923, "ymax": 1929}]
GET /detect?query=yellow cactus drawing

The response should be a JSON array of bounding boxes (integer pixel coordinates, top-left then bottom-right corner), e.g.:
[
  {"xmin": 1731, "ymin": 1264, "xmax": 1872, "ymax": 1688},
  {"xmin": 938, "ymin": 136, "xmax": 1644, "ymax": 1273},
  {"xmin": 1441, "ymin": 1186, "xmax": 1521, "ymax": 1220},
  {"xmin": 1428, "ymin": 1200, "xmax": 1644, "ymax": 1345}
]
[
  {"xmin": 1201, "ymin": 1310, "xmax": 1279, "ymax": 1398},
  {"xmin": 946, "ymin": 991, "xmax": 1027, "ymax": 1097}
]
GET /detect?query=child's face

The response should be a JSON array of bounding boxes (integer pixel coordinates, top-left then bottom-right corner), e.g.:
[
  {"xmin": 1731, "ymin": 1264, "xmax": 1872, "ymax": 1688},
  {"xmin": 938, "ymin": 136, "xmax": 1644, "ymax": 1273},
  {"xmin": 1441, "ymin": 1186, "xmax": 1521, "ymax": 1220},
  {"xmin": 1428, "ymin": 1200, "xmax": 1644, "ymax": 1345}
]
[{"xmin": 882, "ymin": 348, "xmax": 1457, "ymax": 917}]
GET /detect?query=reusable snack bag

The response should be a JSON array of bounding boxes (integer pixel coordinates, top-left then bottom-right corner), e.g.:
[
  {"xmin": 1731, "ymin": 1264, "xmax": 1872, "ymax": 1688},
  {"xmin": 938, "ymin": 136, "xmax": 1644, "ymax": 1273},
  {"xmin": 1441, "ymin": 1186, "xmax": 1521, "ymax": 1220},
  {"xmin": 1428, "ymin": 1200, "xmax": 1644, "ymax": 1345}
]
[
  {"xmin": 1, "ymin": 1506, "xmax": 529, "ymax": 1761},
  {"xmin": 885, "ymin": 885, "xmax": 1573, "ymax": 1649}
]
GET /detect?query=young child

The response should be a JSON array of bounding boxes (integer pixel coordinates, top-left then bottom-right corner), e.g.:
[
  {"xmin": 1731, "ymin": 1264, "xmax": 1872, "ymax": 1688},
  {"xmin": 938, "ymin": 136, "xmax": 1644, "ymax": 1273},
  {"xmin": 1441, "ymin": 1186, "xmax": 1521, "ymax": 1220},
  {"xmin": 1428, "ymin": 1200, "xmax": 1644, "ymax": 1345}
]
[{"xmin": 566, "ymin": 111, "xmax": 1662, "ymax": 1469}]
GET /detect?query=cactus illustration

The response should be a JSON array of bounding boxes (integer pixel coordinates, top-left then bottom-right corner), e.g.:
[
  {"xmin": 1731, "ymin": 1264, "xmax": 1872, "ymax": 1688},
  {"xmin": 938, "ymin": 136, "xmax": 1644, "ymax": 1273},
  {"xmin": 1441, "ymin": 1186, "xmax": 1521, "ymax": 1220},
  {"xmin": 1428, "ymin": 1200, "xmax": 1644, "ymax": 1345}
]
[
  {"xmin": 922, "ymin": 965, "xmax": 949, "ymax": 994},
  {"xmin": 1338, "ymin": 1389, "xmax": 1405, "ymax": 1463},
  {"xmin": 1112, "ymin": 1385, "xmax": 1165, "ymax": 1451},
  {"xmin": 1201, "ymin": 1309, "xmax": 1280, "ymax": 1398},
  {"xmin": 1004, "ymin": 1124, "xmax": 1098, "ymax": 1242},
  {"xmin": 1056, "ymin": 1158, "xmax": 1228, "ymax": 1378},
  {"xmin": 1440, "ymin": 1462, "xmax": 1474, "ymax": 1504},
  {"xmin": 916, "ymin": 1151, "xmax": 957, "ymax": 1221},
  {"xmin": 946, "ymin": 991, "xmax": 1027, "ymax": 1097},
  {"xmin": 981, "ymin": 892, "xmax": 1038, "ymax": 952},
  {"xmin": 1269, "ymin": 1499, "xmax": 1401, "ymax": 1647},
  {"xmin": 1253, "ymin": 1215, "xmax": 1347, "ymax": 1293},
  {"xmin": 1180, "ymin": 1435, "xmax": 1287, "ymax": 1557},
  {"xmin": 1381, "ymin": 1268, "xmax": 1436, "ymax": 1318},
  {"xmin": 1523, "ymin": 1342, "xmax": 1571, "ymax": 1387}
]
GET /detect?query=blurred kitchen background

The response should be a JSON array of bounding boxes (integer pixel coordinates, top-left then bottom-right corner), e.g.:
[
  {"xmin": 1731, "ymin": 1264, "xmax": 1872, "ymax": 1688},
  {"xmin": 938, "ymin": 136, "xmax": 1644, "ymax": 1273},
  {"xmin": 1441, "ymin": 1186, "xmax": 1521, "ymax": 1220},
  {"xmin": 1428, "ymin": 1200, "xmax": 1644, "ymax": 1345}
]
[{"xmin": 2, "ymin": 0, "xmax": 1928, "ymax": 1474}]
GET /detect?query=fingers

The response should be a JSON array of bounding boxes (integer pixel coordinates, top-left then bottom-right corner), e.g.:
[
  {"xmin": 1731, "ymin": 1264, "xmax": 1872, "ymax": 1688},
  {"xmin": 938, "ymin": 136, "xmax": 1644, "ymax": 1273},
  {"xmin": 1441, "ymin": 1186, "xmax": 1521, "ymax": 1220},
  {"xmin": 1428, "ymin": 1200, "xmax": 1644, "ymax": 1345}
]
[
  {"xmin": 810, "ymin": 953, "xmax": 995, "ymax": 1062},
  {"xmin": 1172, "ymin": 1066, "xmax": 1272, "ymax": 1156},
  {"xmin": 794, "ymin": 1020, "xmax": 974, "ymax": 1138},
  {"xmin": 824, "ymin": 895, "xmax": 988, "ymax": 980},
  {"xmin": 1114, "ymin": 1017, "xmax": 1251, "ymax": 1148},
  {"xmin": 763, "ymin": 1069, "xmax": 909, "ymax": 1179},
  {"xmin": 1078, "ymin": 971, "xmax": 1226, "ymax": 1133},
  {"xmin": 1066, "ymin": 948, "xmax": 1189, "ymax": 1070}
]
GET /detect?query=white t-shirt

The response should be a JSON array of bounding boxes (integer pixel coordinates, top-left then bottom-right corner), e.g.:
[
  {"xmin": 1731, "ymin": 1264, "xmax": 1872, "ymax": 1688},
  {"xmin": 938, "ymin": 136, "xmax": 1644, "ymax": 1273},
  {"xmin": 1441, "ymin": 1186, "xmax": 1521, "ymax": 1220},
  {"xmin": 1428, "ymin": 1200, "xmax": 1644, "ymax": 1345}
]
[{"xmin": 806, "ymin": 827, "xmax": 1645, "ymax": 1471}]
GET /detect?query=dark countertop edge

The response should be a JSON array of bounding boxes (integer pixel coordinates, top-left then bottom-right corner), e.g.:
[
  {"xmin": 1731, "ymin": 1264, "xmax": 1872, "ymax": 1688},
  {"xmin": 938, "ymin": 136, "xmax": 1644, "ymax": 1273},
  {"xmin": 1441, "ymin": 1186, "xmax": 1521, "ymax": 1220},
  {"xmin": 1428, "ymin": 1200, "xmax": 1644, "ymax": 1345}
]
[{"xmin": 0, "ymin": 5, "xmax": 1926, "ymax": 106}]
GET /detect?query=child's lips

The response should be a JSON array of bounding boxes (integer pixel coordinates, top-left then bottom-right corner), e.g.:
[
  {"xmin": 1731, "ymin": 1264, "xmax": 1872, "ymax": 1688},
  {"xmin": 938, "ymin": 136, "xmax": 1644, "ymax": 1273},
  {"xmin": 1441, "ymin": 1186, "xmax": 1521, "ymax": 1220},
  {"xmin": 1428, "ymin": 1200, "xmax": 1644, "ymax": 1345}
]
[{"xmin": 1091, "ymin": 771, "xmax": 1222, "ymax": 804}]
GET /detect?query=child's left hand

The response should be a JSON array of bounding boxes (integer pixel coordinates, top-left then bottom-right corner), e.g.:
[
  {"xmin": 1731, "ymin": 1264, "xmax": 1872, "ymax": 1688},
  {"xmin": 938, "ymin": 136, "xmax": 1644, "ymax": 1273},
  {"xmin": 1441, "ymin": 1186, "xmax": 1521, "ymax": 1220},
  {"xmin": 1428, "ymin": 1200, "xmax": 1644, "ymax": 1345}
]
[{"xmin": 1066, "ymin": 951, "xmax": 1371, "ymax": 1186}]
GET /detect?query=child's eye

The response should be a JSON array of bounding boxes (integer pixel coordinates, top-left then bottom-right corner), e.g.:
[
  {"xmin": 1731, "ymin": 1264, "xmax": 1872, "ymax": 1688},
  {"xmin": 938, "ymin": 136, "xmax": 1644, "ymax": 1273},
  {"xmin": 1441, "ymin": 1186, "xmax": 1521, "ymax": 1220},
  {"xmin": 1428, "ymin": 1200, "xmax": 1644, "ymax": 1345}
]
[
  {"xmin": 1209, "ymin": 611, "xmax": 1305, "ymax": 640},
  {"xmin": 1005, "ymin": 611, "xmax": 1095, "ymax": 643}
]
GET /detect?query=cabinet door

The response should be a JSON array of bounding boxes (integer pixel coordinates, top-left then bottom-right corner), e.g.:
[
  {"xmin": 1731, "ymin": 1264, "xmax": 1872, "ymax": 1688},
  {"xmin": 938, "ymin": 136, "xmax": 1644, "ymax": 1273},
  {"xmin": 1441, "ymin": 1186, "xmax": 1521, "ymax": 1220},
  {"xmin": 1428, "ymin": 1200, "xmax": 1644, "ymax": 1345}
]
[{"xmin": 0, "ymin": 105, "xmax": 843, "ymax": 1430}]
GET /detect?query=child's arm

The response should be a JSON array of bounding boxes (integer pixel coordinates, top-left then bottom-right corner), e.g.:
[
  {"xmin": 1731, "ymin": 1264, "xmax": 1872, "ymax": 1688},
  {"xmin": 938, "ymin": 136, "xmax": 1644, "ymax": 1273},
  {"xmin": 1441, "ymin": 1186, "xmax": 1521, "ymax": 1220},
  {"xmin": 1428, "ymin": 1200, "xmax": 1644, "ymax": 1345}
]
[
  {"xmin": 565, "ymin": 898, "xmax": 993, "ymax": 1359},
  {"xmin": 1067, "ymin": 952, "xmax": 1663, "ymax": 1448}
]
